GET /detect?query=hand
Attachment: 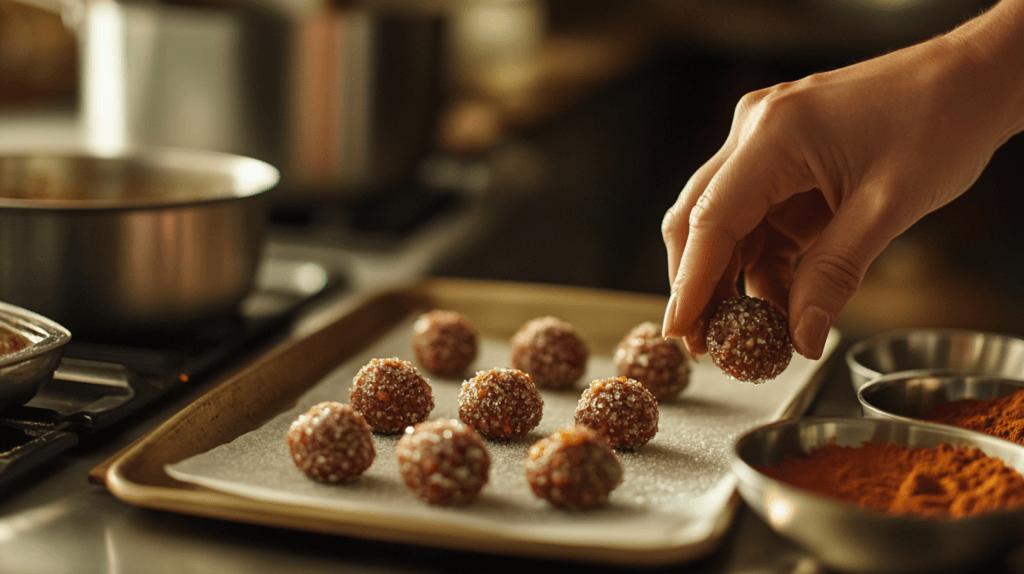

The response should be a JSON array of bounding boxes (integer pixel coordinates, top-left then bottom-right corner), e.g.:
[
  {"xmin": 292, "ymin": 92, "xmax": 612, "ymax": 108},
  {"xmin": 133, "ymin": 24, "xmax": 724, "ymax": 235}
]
[{"xmin": 660, "ymin": 1, "xmax": 1024, "ymax": 360}]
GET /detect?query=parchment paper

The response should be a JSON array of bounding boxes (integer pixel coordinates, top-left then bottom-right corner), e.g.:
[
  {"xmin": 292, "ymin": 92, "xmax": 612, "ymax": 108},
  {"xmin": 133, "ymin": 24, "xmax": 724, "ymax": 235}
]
[{"xmin": 166, "ymin": 316, "xmax": 838, "ymax": 550}]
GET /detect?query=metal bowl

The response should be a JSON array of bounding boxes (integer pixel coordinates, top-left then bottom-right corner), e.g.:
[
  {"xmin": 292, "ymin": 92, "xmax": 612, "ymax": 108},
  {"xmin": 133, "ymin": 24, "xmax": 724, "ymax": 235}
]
[
  {"xmin": 731, "ymin": 416, "xmax": 1024, "ymax": 574},
  {"xmin": 858, "ymin": 369, "xmax": 1024, "ymax": 425},
  {"xmin": 0, "ymin": 147, "xmax": 279, "ymax": 339},
  {"xmin": 846, "ymin": 329, "xmax": 1024, "ymax": 391},
  {"xmin": 0, "ymin": 301, "xmax": 71, "ymax": 411}
]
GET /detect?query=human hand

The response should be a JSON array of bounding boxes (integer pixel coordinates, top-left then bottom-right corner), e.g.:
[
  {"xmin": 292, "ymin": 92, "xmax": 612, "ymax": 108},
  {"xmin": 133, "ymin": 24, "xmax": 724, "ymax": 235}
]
[{"xmin": 661, "ymin": 0, "xmax": 1024, "ymax": 360}]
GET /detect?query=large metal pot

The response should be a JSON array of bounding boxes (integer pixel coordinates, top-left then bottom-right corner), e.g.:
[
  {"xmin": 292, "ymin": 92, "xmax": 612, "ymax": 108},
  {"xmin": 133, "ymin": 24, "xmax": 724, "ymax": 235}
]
[{"xmin": 0, "ymin": 147, "xmax": 279, "ymax": 340}]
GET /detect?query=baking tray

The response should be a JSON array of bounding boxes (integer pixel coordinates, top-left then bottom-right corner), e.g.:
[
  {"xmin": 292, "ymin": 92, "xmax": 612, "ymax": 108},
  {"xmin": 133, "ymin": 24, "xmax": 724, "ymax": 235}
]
[{"xmin": 102, "ymin": 278, "xmax": 839, "ymax": 566}]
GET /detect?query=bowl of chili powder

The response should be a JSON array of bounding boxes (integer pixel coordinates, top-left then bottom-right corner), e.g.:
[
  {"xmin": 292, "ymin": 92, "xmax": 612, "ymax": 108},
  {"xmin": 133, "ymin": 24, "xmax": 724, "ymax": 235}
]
[
  {"xmin": 859, "ymin": 370, "xmax": 1024, "ymax": 446},
  {"xmin": 731, "ymin": 416, "xmax": 1024, "ymax": 574},
  {"xmin": 846, "ymin": 329, "xmax": 1024, "ymax": 391}
]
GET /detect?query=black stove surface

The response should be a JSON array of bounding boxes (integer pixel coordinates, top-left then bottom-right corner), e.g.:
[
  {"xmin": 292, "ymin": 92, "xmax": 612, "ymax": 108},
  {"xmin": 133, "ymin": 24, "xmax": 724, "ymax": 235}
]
[{"xmin": 0, "ymin": 258, "xmax": 346, "ymax": 490}]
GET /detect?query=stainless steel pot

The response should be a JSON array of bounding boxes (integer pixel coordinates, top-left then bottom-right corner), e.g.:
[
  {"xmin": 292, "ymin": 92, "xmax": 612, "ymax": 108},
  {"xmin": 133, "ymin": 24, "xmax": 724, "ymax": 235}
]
[{"xmin": 0, "ymin": 147, "xmax": 279, "ymax": 339}]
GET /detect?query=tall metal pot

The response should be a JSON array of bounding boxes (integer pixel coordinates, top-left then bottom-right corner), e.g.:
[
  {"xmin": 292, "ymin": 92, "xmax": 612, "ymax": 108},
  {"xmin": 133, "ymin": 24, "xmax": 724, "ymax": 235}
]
[{"xmin": 0, "ymin": 147, "xmax": 279, "ymax": 340}]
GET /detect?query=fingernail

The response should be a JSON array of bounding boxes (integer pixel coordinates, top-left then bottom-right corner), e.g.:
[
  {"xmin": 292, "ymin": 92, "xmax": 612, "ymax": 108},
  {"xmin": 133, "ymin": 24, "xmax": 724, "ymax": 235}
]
[
  {"xmin": 662, "ymin": 292, "xmax": 681, "ymax": 338},
  {"xmin": 794, "ymin": 306, "xmax": 831, "ymax": 360}
]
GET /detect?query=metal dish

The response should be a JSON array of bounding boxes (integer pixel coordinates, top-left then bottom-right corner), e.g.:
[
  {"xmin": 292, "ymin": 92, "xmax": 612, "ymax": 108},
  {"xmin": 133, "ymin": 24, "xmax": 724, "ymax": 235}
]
[
  {"xmin": 731, "ymin": 416, "xmax": 1024, "ymax": 574},
  {"xmin": 0, "ymin": 147, "xmax": 279, "ymax": 339},
  {"xmin": 0, "ymin": 301, "xmax": 71, "ymax": 411},
  {"xmin": 846, "ymin": 329, "xmax": 1024, "ymax": 390},
  {"xmin": 858, "ymin": 370, "xmax": 1024, "ymax": 425}
]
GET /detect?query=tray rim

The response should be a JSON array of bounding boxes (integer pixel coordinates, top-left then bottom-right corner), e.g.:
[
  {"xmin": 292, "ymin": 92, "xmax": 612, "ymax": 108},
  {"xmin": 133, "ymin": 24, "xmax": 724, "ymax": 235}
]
[{"xmin": 102, "ymin": 277, "xmax": 836, "ymax": 567}]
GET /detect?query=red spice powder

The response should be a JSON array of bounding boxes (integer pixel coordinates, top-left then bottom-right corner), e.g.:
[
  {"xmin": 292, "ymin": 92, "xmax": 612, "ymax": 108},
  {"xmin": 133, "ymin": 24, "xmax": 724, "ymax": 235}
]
[
  {"xmin": 922, "ymin": 389, "xmax": 1024, "ymax": 445},
  {"xmin": 756, "ymin": 441, "xmax": 1024, "ymax": 518}
]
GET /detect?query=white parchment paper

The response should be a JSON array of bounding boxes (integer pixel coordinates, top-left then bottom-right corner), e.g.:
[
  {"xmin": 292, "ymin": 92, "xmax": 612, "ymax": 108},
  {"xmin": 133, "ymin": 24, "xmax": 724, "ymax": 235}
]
[{"xmin": 166, "ymin": 315, "xmax": 838, "ymax": 550}]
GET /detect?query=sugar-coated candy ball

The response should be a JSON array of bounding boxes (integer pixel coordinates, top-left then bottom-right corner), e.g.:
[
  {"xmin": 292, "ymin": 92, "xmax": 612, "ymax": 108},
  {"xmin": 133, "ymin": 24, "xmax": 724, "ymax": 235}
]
[
  {"xmin": 396, "ymin": 419, "xmax": 491, "ymax": 505},
  {"xmin": 350, "ymin": 358, "xmax": 434, "ymax": 434},
  {"xmin": 706, "ymin": 295, "xmax": 793, "ymax": 384},
  {"xmin": 458, "ymin": 368, "xmax": 544, "ymax": 440},
  {"xmin": 286, "ymin": 402, "xmax": 375, "ymax": 482},
  {"xmin": 574, "ymin": 376, "xmax": 659, "ymax": 450},
  {"xmin": 525, "ymin": 425, "xmax": 623, "ymax": 510},
  {"xmin": 614, "ymin": 321, "xmax": 690, "ymax": 402},
  {"xmin": 411, "ymin": 310, "xmax": 478, "ymax": 376},
  {"xmin": 510, "ymin": 316, "xmax": 589, "ymax": 390}
]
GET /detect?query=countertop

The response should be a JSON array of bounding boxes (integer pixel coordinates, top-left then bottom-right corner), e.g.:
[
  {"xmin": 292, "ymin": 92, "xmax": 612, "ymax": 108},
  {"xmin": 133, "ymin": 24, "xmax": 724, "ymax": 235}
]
[
  {"xmin": 4, "ymin": 243, "xmax": 1024, "ymax": 574},
  {"xmin": 4, "ymin": 110, "xmax": 1024, "ymax": 574}
]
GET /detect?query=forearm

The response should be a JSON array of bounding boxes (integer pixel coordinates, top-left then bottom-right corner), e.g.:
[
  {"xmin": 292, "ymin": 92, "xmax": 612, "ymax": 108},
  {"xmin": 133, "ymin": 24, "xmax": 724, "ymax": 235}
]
[{"xmin": 945, "ymin": 0, "xmax": 1024, "ymax": 145}]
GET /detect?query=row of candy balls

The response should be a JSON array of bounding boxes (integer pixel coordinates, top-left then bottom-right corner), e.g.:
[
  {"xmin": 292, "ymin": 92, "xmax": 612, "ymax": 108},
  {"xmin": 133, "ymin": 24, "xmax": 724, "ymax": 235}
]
[
  {"xmin": 414, "ymin": 311, "xmax": 691, "ymax": 400},
  {"xmin": 287, "ymin": 358, "xmax": 658, "ymax": 510},
  {"xmin": 413, "ymin": 295, "xmax": 795, "ymax": 396}
]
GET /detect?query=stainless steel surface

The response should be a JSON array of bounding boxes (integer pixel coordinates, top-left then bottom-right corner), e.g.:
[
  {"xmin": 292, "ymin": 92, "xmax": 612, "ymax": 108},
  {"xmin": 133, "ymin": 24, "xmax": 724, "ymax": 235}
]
[
  {"xmin": 68, "ymin": 0, "xmax": 289, "ymax": 165},
  {"xmin": 731, "ymin": 416, "xmax": 1024, "ymax": 574},
  {"xmin": 0, "ymin": 147, "xmax": 279, "ymax": 338},
  {"xmin": 858, "ymin": 370, "xmax": 1024, "ymax": 423},
  {"xmin": 57, "ymin": 0, "xmax": 444, "ymax": 200},
  {"xmin": 0, "ymin": 300, "xmax": 70, "ymax": 410},
  {"xmin": 846, "ymin": 329, "xmax": 1024, "ymax": 391}
]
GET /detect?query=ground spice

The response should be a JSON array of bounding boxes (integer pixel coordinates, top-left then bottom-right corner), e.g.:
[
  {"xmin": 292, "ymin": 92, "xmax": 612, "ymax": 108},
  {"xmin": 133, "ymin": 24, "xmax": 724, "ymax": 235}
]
[
  {"xmin": 756, "ymin": 441, "xmax": 1024, "ymax": 518},
  {"xmin": 923, "ymin": 389, "xmax": 1024, "ymax": 445}
]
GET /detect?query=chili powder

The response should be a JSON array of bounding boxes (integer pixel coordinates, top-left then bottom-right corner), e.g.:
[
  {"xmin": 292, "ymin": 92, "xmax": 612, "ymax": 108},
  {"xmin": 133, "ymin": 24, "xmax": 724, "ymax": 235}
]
[
  {"xmin": 756, "ymin": 441, "xmax": 1024, "ymax": 518},
  {"xmin": 923, "ymin": 388, "xmax": 1024, "ymax": 445}
]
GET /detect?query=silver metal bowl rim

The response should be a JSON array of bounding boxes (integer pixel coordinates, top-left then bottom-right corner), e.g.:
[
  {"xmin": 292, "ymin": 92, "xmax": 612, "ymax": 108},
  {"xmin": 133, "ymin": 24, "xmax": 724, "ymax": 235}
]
[
  {"xmin": 845, "ymin": 327, "xmax": 1024, "ymax": 384},
  {"xmin": 856, "ymin": 369, "xmax": 1024, "ymax": 424},
  {"xmin": 730, "ymin": 415, "xmax": 1024, "ymax": 523},
  {"xmin": 0, "ymin": 144, "xmax": 281, "ymax": 211},
  {"xmin": 0, "ymin": 301, "xmax": 72, "ymax": 368}
]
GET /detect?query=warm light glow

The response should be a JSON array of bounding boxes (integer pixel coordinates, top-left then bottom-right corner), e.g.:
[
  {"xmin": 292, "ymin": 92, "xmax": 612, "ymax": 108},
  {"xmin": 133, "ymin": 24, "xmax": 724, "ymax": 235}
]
[
  {"xmin": 766, "ymin": 489, "xmax": 796, "ymax": 525},
  {"xmin": 83, "ymin": 0, "xmax": 128, "ymax": 156},
  {"xmin": 857, "ymin": 0, "xmax": 931, "ymax": 11}
]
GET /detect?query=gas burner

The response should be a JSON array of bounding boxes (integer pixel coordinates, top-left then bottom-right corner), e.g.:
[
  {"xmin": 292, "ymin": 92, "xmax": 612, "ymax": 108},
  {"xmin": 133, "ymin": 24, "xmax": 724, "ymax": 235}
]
[{"xmin": 0, "ymin": 257, "xmax": 346, "ymax": 490}]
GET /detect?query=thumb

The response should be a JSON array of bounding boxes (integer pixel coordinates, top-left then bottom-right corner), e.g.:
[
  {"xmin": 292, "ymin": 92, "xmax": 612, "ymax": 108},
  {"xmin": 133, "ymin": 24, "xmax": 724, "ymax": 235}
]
[{"xmin": 788, "ymin": 196, "xmax": 906, "ymax": 359}]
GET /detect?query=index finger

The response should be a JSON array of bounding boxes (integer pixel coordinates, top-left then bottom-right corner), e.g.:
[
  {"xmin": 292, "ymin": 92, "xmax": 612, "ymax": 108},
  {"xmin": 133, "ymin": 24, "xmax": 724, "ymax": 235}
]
[{"xmin": 664, "ymin": 146, "xmax": 795, "ymax": 339}]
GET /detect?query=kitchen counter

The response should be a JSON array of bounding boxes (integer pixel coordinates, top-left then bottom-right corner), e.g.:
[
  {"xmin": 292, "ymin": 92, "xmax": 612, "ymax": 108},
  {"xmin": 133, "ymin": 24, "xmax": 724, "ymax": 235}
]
[
  {"xmin": 4, "ymin": 115, "xmax": 1024, "ymax": 574},
  {"xmin": 5, "ymin": 253, "xmax": 1024, "ymax": 574}
]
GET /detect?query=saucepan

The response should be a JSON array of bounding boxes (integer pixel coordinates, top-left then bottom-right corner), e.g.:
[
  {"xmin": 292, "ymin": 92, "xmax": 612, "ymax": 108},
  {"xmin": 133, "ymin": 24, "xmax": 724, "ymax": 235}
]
[
  {"xmin": 0, "ymin": 146, "xmax": 279, "ymax": 340},
  {"xmin": 0, "ymin": 300, "xmax": 71, "ymax": 411}
]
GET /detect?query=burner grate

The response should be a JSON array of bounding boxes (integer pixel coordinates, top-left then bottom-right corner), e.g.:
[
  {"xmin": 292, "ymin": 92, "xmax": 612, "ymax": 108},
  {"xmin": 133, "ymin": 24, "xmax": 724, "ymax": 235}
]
[{"xmin": 0, "ymin": 257, "xmax": 345, "ymax": 491}]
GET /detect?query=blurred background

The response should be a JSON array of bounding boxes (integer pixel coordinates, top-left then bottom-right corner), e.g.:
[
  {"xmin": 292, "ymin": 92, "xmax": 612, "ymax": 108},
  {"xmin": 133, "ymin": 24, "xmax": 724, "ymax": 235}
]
[{"xmin": 1, "ymin": 0, "xmax": 1022, "ymax": 342}]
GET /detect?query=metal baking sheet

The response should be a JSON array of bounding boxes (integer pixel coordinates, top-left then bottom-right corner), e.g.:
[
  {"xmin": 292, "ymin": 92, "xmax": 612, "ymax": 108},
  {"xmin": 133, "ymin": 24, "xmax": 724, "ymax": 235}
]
[{"xmin": 103, "ymin": 279, "xmax": 839, "ymax": 566}]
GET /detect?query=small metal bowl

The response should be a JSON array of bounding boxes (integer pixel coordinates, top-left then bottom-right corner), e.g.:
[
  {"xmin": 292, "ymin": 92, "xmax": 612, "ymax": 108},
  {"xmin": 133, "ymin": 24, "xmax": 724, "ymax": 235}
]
[
  {"xmin": 846, "ymin": 329, "xmax": 1024, "ymax": 391},
  {"xmin": 731, "ymin": 416, "xmax": 1024, "ymax": 573},
  {"xmin": 858, "ymin": 370, "xmax": 1024, "ymax": 425},
  {"xmin": 0, "ymin": 301, "xmax": 71, "ymax": 411}
]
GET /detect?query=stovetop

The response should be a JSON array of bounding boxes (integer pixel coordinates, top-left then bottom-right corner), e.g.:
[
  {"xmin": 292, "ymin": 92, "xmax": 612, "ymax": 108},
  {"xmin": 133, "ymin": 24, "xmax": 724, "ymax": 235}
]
[{"xmin": 0, "ymin": 257, "xmax": 346, "ymax": 489}]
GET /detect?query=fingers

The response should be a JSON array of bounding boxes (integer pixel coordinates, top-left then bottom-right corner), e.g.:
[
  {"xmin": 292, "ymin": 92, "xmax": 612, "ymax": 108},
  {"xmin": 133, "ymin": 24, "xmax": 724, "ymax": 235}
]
[
  {"xmin": 787, "ymin": 187, "xmax": 905, "ymax": 359},
  {"xmin": 662, "ymin": 151, "xmax": 729, "ymax": 288},
  {"xmin": 743, "ymin": 191, "xmax": 834, "ymax": 311},
  {"xmin": 682, "ymin": 249, "xmax": 742, "ymax": 357},
  {"xmin": 663, "ymin": 147, "xmax": 783, "ymax": 340}
]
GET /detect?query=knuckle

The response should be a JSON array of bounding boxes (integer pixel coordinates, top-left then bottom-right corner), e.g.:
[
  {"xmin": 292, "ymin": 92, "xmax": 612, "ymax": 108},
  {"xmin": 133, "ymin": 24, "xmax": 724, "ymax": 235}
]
[
  {"xmin": 687, "ymin": 192, "xmax": 713, "ymax": 231},
  {"xmin": 809, "ymin": 249, "xmax": 865, "ymax": 298},
  {"xmin": 661, "ymin": 205, "xmax": 686, "ymax": 239}
]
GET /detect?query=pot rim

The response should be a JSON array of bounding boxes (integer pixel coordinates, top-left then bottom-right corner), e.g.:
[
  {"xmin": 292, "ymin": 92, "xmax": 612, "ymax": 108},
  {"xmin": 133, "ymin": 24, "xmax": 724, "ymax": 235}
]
[{"xmin": 0, "ymin": 145, "xmax": 280, "ymax": 211}]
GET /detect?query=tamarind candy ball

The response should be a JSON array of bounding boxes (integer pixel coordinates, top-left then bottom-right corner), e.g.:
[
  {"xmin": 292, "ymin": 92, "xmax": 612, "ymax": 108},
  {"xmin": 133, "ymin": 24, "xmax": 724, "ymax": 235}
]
[
  {"xmin": 396, "ymin": 419, "xmax": 491, "ymax": 506},
  {"xmin": 350, "ymin": 358, "xmax": 435, "ymax": 434},
  {"xmin": 458, "ymin": 368, "xmax": 544, "ymax": 440},
  {"xmin": 411, "ymin": 310, "xmax": 478, "ymax": 377},
  {"xmin": 574, "ymin": 376, "xmax": 659, "ymax": 450},
  {"xmin": 510, "ymin": 316, "xmax": 589, "ymax": 390},
  {"xmin": 614, "ymin": 321, "xmax": 690, "ymax": 402},
  {"xmin": 705, "ymin": 295, "xmax": 793, "ymax": 384},
  {"xmin": 286, "ymin": 402, "xmax": 375, "ymax": 482},
  {"xmin": 525, "ymin": 425, "xmax": 623, "ymax": 510}
]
